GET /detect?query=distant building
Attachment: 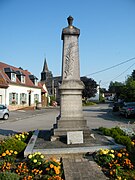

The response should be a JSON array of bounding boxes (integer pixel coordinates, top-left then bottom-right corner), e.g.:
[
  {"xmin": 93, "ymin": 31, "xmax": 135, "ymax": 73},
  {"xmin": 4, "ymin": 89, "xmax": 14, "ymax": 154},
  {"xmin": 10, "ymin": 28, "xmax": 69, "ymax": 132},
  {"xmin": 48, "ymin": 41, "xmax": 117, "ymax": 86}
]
[
  {"xmin": 40, "ymin": 59, "xmax": 61, "ymax": 103},
  {"xmin": 0, "ymin": 62, "xmax": 42, "ymax": 110}
]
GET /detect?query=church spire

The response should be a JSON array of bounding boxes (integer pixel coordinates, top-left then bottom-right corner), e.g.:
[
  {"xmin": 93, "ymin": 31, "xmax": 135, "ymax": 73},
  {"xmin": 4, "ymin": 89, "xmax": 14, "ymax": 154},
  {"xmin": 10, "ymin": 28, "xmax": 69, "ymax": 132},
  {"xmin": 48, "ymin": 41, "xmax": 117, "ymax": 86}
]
[
  {"xmin": 41, "ymin": 58, "xmax": 53, "ymax": 81},
  {"xmin": 42, "ymin": 58, "xmax": 49, "ymax": 72}
]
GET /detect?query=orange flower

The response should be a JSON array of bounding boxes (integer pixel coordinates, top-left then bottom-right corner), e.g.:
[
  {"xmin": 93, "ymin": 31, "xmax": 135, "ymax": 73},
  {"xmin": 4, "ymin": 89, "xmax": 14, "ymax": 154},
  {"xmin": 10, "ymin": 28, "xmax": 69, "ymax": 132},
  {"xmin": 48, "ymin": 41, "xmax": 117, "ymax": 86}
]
[
  {"xmin": 5, "ymin": 150, "xmax": 9, "ymax": 154},
  {"xmin": 117, "ymin": 153, "xmax": 122, "ymax": 158},
  {"xmin": 50, "ymin": 164, "xmax": 54, "ymax": 168},
  {"xmin": 46, "ymin": 168, "xmax": 50, "ymax": 171},
  {"xmin": 110, "ymin": 171, "xmax": 113, "ymax": 175},
  {"xmin": 2, "ymin": 153, "xmax": 6, "ymax": 156}
]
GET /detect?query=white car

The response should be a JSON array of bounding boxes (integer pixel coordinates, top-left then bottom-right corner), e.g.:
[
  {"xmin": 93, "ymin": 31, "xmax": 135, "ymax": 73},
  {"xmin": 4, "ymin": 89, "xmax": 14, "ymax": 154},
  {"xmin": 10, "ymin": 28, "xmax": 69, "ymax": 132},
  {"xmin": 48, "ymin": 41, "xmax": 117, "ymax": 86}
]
[{"xmin": 0, "ymin": 105, "xmax": 9, "ymax": 120}]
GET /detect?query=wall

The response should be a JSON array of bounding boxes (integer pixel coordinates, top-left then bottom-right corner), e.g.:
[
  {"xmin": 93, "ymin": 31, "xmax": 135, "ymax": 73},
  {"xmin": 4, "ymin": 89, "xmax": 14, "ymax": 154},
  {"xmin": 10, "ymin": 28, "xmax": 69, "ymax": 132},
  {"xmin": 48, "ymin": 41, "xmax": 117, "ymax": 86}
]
[
  {"xmin": 0, "ymin": 88, "xmax": 6, "ymax": 105},
  {"xmin": 6, "ymin": 85, "xmax": 41, "ymax": 110}
]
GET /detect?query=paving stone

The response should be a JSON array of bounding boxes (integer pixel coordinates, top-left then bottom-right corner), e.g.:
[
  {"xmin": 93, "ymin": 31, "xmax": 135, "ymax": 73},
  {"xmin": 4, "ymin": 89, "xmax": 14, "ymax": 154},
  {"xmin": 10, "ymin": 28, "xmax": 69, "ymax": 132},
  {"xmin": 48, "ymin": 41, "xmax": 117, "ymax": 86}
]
[{"xmin": 62, "ymin": 157, "xmax": 108, "ymax": 180}]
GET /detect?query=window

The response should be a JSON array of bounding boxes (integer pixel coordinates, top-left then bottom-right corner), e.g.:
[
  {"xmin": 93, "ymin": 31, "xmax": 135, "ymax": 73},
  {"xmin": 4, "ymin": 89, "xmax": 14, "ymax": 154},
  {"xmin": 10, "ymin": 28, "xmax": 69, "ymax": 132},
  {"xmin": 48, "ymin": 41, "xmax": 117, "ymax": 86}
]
[
  {"xmin": 11, "ymin": 73, "xmax": 16, "ymax": 82},
  {"xmin": 34, "ymin": 79, "xmax": 38, "ymax": 86},
  {"xmin": 34, "ymin": 94, "xmax": 39, "ymax": 103},
  {"xmin": 9, "ymin": 93, "xmax": 18, "ymax": 105},
  {"xmin": 20, "ymin": 93, "xmax": 27, "ymax": 104},
  {"xmin": 21, "ymin": 76, "xmax": 25, "ymax": 84}
]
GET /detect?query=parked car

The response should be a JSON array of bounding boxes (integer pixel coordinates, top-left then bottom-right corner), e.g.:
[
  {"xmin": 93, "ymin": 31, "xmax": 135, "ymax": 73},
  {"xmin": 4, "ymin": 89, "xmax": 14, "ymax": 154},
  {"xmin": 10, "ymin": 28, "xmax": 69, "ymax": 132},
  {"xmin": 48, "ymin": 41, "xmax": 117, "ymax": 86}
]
[
  {"xmin": 120, "ymin": 102, "xmax": 135, "ymax": 118},
  {"xmin": 112, "ymin": 101, "xmax": 124, "ymax": 112},
  {"xmin": 0, "ymin": 105, "xmax": 9, "ymax": 120}
]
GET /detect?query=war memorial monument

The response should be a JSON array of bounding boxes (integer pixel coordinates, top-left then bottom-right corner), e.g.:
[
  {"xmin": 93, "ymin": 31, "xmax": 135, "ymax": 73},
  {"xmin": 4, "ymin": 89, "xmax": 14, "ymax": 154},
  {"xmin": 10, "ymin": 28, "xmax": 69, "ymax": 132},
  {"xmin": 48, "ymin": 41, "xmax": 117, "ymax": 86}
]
[{"xmin": 51, "ymin": 16, "xmax": 90, "ymax": 144}]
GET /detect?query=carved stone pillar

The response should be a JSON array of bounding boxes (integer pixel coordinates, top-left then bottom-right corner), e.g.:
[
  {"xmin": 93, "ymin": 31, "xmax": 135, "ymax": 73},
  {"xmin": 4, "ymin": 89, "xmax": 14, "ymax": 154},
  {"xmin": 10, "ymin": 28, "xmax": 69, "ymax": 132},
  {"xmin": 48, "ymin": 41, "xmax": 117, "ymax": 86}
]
[{"xmin": 53, "ymin": 16, "xmax": 88, "ymax": 137}]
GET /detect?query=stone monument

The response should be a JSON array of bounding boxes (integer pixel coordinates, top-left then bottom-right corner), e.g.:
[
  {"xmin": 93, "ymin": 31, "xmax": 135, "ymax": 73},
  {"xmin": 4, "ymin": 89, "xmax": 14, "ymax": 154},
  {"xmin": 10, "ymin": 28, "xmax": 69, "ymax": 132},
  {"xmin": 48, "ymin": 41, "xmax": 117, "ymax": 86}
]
[{"xmin": 52, "ymin": 16, "xmax": 88, "ymax": 140}]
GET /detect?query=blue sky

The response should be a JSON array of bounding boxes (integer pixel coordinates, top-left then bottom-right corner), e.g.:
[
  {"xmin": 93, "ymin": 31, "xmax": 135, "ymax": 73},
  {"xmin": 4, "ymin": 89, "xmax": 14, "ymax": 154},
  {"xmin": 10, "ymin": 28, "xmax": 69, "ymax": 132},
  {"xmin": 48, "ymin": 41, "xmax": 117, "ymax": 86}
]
[{"xmin": 0, "ymin": 0, "xmax": 135, "ymax": 89}]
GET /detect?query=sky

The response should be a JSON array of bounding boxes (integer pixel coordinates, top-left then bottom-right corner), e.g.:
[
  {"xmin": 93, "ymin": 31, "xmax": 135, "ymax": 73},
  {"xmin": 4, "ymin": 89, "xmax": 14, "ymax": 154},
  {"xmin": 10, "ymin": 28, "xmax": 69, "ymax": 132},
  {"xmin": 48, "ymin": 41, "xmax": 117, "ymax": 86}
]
[{"xmin": 0, "ymin": 0, "xmax": 135, "ymax": 89}]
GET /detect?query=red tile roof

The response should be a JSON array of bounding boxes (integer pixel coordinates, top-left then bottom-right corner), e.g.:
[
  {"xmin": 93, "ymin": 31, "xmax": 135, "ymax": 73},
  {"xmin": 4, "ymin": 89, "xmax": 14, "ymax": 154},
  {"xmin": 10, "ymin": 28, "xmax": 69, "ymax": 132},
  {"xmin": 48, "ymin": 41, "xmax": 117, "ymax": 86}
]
[{"xmin": 0, "ymin": 62, "xmax": 41, "ymax": 89}]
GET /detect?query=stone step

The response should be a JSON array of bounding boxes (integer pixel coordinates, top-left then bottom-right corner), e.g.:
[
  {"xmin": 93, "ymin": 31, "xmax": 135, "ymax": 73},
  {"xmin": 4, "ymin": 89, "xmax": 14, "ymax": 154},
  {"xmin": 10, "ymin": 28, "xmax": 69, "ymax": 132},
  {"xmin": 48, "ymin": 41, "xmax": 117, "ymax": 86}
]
[{"xmin": 62, "ymin": 156, "xmax": 109, "ymax": 180}]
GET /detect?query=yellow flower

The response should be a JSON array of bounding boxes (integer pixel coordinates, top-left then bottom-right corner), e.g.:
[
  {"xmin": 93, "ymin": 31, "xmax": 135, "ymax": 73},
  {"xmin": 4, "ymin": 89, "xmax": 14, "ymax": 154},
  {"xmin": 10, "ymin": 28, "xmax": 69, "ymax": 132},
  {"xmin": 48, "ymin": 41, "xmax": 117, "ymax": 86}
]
[
  {"xmin": 21, "ymin": 134, "xmax": 25, "ymax": 138},
  {"xmin": 10, "ymin": 150, "xmax": 13, "ymax": 153},
  {"xmin": 14, "ymin": 151, "xmax": 18, "ymax": 155},
  {"xmin": 40, "ymin": 155, "xmax": 44, "ymax": 159},
  {"xmin": 28, "ymin": 154, "xmax": 33, "ymax": 159},
  {"xmin": 37, "ymin": 152, "xmax": 41, "ymax": 155},
  {"xmin": 15, "ymin": 134, "xmax": 19, "ymax": 138},
  {"xmin": 110, "ymin": 154, "xmax": 115, "ymax": 158},
  {"xmin": 110, "ymin": 150, "xmax": 114, "ymax": 153},
  {"xmin": 117, "ymin": 176, "xmax": 122, "ymax": 180},
  {"xmin": 33, "ymin": 159, "xmax": 37, "ymax": 163}
]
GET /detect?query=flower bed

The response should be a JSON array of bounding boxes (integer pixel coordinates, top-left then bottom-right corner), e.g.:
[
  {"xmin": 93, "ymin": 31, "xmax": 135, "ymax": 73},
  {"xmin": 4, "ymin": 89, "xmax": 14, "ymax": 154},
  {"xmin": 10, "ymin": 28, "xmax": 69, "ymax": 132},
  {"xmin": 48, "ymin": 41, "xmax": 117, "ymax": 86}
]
[
  {"xmin": 0, "ymin": 132, "xmax": 64, "ymax": 180},
  {"xmin": 94, "ymin": 126, "xmax": 135, "ymax": 179}
]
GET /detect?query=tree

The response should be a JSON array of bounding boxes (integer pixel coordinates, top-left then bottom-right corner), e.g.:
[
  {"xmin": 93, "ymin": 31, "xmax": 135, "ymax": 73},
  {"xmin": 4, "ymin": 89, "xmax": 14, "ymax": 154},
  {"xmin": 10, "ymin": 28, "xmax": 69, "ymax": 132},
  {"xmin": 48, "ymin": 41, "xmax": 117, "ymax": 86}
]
[
  {"xmin": 131, "ymin": 70, "xmax": 135, "ymax": 80},
  {"xmin": 108, "ymin": 81, "xmax": 124, "ymax": 93},
  {"xmin": 81, "ymin": 76, "xmax": 97, "ymax": 101},
  {"xmin": 108, "ymin": 81, "xmax": 125, "ymax": 101},
  {"xmin": 122, "ymin": 76, "xmax": 135, "ymax": 102},
  {"xmin": 108, "ymin": 74, "xmax": 135, "ymax": 102}
]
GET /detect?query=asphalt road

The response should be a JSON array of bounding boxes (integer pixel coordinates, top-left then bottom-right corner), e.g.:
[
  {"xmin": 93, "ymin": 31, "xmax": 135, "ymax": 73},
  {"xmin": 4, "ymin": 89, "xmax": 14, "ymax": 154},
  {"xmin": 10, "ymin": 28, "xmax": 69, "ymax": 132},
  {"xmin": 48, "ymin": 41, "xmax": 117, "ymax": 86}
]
[{"xmin": 0, "ymin": 103, "xmax": 134, "ymax": 137}]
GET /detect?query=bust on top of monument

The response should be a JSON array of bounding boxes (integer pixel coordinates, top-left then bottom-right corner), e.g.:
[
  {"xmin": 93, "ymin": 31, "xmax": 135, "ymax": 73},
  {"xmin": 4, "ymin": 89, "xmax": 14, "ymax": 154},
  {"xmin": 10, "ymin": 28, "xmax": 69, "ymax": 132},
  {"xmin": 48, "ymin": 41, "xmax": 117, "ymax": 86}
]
[{"xmin": 61, "ymin": 16, "xmax": 80, "ymax": 40}]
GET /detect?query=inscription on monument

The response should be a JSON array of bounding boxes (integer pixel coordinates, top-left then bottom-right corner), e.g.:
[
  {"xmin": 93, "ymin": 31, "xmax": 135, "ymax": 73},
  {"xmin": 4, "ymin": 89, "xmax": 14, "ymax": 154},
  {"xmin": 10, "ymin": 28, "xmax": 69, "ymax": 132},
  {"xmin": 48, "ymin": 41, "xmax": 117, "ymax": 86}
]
[
  {"xmin": 64, "ymin": 42, "xmax": 74, "ymax": 78},
  {"xmin": 67, "ymin": 131, "xmax": 83, "ymax": 144}
]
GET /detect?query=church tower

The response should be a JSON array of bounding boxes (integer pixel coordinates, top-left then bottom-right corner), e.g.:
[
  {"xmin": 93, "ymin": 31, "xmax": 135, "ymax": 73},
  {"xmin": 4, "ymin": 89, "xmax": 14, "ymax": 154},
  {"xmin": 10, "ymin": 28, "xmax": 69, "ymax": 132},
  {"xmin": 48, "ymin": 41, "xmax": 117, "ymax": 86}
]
[{"xmin": 41, "ymin": 58, "xmax": 53, "ymax": 81}]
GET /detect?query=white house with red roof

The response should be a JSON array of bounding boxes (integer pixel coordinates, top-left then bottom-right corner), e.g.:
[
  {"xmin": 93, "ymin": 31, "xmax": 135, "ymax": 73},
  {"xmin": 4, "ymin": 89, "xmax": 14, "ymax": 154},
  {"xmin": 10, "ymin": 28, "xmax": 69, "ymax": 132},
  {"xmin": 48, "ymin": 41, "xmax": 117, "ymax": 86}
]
[{"xmin": 0, "ymin": 62, "xmax": 42, "ymax": 110}]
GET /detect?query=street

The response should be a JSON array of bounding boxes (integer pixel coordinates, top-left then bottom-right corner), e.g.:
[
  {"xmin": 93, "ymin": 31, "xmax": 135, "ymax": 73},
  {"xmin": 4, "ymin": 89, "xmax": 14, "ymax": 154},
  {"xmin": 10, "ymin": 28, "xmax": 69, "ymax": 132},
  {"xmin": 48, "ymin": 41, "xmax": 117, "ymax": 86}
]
[{"xmin": 0, "ymin": 103, "xmax": 134, "ymax": 137}]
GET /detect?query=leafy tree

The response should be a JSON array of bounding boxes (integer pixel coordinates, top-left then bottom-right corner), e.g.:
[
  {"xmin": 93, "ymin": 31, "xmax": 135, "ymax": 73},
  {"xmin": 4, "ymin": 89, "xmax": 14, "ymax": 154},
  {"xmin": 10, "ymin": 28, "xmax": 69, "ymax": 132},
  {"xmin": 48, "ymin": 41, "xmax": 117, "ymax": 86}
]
[
  {"xmin": 122, "ymin": 76, "xmax": 135, "ymax": 102},
  {"xmin": 108, "ymin": 81, "xmax": 124, "ymax": 93},
  {"xmin": 81, "ymin": 76, "xmax": 97, "ymax": 101},
  {"xmin": 108, "ymin": 81, "xmax": 125, "ymax": 101},
  {"xmin": 108, "ymin": 72, "xmax": 135, "ymax": 102}
]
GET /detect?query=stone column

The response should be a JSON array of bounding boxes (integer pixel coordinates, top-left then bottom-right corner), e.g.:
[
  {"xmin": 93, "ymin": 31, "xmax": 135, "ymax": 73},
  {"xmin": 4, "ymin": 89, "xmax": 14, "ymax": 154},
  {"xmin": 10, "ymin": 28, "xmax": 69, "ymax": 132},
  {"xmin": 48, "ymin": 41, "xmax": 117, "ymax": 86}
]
[{"xmin": 53, "ymin": 16, "xmax": 88, "ymax": 137}]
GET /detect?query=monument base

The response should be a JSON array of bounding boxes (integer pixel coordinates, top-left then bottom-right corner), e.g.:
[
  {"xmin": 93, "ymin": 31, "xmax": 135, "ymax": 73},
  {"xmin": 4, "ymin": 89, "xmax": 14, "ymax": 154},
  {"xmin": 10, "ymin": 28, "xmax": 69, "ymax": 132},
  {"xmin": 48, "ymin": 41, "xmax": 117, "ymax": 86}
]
[
  {"xmin": 51, "ymin": 115, "xmax": 91, "ymax": 142},
  {"xmin": 51, "ymin": 79, "xmax": 90, "ymax": 143}
]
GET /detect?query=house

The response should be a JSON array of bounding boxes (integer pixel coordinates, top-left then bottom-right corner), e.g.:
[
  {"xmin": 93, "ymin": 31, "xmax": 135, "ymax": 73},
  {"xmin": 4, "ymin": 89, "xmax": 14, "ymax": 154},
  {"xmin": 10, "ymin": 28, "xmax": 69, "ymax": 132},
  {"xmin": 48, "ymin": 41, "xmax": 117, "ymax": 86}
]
[{"xmin": 0, "ymin": 62, "xmax": 42, "ymax": 110}]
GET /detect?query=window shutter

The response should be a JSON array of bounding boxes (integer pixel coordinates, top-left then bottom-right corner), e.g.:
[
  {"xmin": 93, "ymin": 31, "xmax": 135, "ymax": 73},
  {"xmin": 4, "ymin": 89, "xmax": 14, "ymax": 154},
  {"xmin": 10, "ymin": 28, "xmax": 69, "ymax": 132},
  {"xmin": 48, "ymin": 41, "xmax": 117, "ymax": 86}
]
[
  {"xmin": 16, "ymin": 93, "xmax": 18, "ymax": 104},
  {"xmin": 25, "ymin": 94, "xmax": 27, "ymax": 103},
  {"xmin": 20, "ymin": 93, "xmax": 22, "ymax": 104},
  {"xmin": 9, "ymin": 93, "xmax": 12, "ymax": 105}
]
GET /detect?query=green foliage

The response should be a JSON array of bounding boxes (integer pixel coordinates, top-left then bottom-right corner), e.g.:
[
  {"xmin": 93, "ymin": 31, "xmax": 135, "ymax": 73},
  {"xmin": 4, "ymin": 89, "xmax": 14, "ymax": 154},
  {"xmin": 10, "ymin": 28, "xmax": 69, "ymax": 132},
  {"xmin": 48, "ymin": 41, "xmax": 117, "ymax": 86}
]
[
  {"xmin": 82, "ymin": 101, "xmax": 96, "ymax": 106},
  {"xmin": 0, "ymin": 137, "xmax": 26, "ymax": 155},
  {"xmin": 99, "ymin": 94, "xmax": 105, "ymax": 103},
  {"xmin": 81, "ymin": 76, "xmax": 97, "ymax": 99},
  {"xmin": 50, "ymin": 96, "xmax": 56, "ymax": 105},
  {"xmin": 0, "ymin": 172, "xmax": 20, "ymax": 180},
  {"xmin": 98, "ymin": 126, "xmax": 132, "ymax": 150},
  {"xmin": 98, "ymin": 127, "xmax": 111, "ymax": 136},
  {"xmin": 115, "ymin": 135, "xmax": 132, "ymax": 151},
  {"xmin": 109, "ymin": 73, "xmax": 135, "ymax": 102}
]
